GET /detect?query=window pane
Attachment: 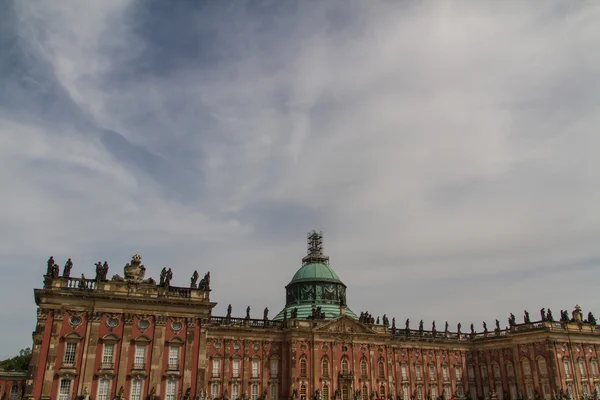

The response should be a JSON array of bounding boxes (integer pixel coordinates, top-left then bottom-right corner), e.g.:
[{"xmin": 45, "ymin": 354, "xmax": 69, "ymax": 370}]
[
  {"xmin": 64, "ymin": 343, "xmax": 77, "ymax": 366},
  {"xmin": 58, "ymin": 379, "xmax": 71, "ymax": 400},
  {"xmin": 130, "ymin": 379, "xmax": 143, "ymax": 400},
  {"xmin": 271, "ymin": 384, "xmax": 278, "ymax": 400},
  {"xmin": 169, "ymin": 346, "xmax": 180, "ymax": 369},
  {"xmin": 97, "ymin": 379, "xmax": 110, "ymax": 400},
  {"xmin": 102, "ymin": 344, "xmax": 114, "ymax": 366},
  {"xmin": 134, "ymin": 345, "xmax": 145, "ymax": 368},
  {"xmin": 166, "ymin": 380, "xmax": 177, "ymax": 400},
  {"xmin": 232, "ymin": 384, "xmax": 239, "ymax": 400}
]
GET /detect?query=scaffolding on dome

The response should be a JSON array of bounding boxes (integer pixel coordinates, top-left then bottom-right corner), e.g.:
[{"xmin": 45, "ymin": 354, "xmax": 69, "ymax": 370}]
[{"xmin": 301, "ymin": 230, "xmax": 330, "ymax": 265}]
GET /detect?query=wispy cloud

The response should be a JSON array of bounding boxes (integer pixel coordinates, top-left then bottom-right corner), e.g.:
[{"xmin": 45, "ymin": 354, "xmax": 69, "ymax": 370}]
[{"xmin": 1, "ymin": 0, "xmax": 599, "ymax": 357}]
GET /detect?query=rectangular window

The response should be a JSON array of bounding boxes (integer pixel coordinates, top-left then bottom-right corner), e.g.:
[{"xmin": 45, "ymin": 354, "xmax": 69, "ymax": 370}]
[
  {"xmin": 592, "ymin": 361, "xmax": 599, "ymax": 376},
  {"xmin": 538, "ymin": 360, "xmax": 547, "ymax": 376},
  {"xmin": 130, "ymin": 379, "xmax": 143, "ymax": 400},
  {"xmin": 510, "ymin": 385, "xmax": 517, "ymax": 400},
  {"xmin": 252, "ymin": 384, "xmax": 259, "ymax": 400},
  {"xmin": 445, "ymin": 386, "xmax": 451, "ymax": 399},
  {"xmin": 252, "ymin": 359, "xmax": 259, "ymax": 378},
  {"xmin": 323, "ymin": 386, "xmax": 329, "ymax": 400},
  {"xmin": 579, "ymin": 361, "xmax": 587, "ymax": 377},
  {"xmin": 271, "ymin": 384, "xmax": 278, "ymax": 400},
  {"xmin": 166, "ymin": 380, "xmax": 177, "ymax": 400},
  {"xmin": 97, "ymin": 379, "xmax": 110, "ymax": 400},
  {"xmin": 168, "ymin": 346, "xmax": 180, "ymax": 370},
  {"xmin": 271, "ymin": 359, "xmax": 279, "ymax": 377},
  {"xmin": 63, "ymin": 343, "xmax": 77, "ymax": 366},
  {"xmin": 403, "ymin": 386, "xmax": 409, "ymax": 400},
  {"xmin": 102, "ymin": 344, "xmax": 114, "ymax": 367},
  {"xmin": 401, "ymin": 364, "xmax": 408, "ymax": 379},
  {"xmin": 564, "ymin": 361, "xmax": 571, "ymax": 376},
  {"xmin": 213, "ymin": 359, "xmax": 221, "ymax": 377},
  {"xmin": 134, "ymin": 345, "xmax": 145, "ymax": 369},
  {"xmin": 481, "ymin": 365, "xmax": 488, "ymax": 380},
  {"xmin": 429, "ymin": 365, "xmax": 435, "ymax": 379},
  {"xmin": 212, "ymin": 383, "xmax": 220, "ymax": 399},
  {"xmin": 233, "ymin": 359, "xmax": 241, "ymax": 378},
  {"xmin": 416, "ymin": 365, "xmax": 422, "ymax": 379},
  {"xmin": 494, "ymin": 364, "xmax": 501, "ymax": 378},
  {"xmin": 58, "ymin": 379, "xmax": 72, "ymax": 400},
  {"xmin": 417, "ymin": 386, "xmax": 423, "ymax": 400},
  {"xmin": 442, "ymin": 366, "xmax": 449, "ymax": 380},
  {"xmin": 455, "ymin": 366, "xmax": 462, "ymax": 381},
  {"xmin": 431, "ymin": 386, "xmax": 437, "ymax": 398},
  {"xmin": 232, "ymin": 384, "xmax": 239, "ymax": 400}
]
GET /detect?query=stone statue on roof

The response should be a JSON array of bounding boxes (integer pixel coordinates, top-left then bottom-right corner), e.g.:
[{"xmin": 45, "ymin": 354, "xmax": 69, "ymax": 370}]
[
  {"xmin": 63, "ymin": 258, "xmax": 73, "ymax": 278},
  {"xmin": 191, "ymin": 270, "xmax": 199, "ymax": 288}
]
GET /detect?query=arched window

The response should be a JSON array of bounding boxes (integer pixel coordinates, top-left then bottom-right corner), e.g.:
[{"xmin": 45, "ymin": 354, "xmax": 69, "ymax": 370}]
[
  {"xmin": 323, "ymin": 385, "xmax": 330, "ymax": 400},
  {"xmin": 322, "ymin": 357, "xmax": 330, "ymax": 377},
  {"xmin": 301, "ymin": 385, "xmax": 307, "ymax": 400},
  {"xmin": 342, "ymin": 386, "xmax": 349, "ymax": 400},
  {"xmin": 563, "ymin": 359, "xmax": 571, "ymax": 376},
  {"xmin": 493, "ymin": 363, "xmax": 501, "ymax": 378},
  {"xmin": 360, "ymin": 358, "xmax": 368, "ymax": 377},
  {"xmin": 537, "ymin": 357, "xmax": 547, "ymax": 376},
  {"xmin": 271, "ymin": 384, "xmax": 278, "ymax": 400},
  {"xmin": 415, "ymin": 364, "xmax": 422, "ymax": 379},
  {"xmin": 341, "ymin": 357, "xmax": 349, "ymax": 374},
  {"xmin": 300, "ymin": 357, "xmax": 307, "ymax": 377},
  {"xmin": 579, "ymin": 360, "xmax": 587, "ymax": 377},
  {"xmin": 378, "ymin": 358, "xmax": 385, "ymax": 377},
  {"xmin": 506, "ymin": 362, "xmax": 515, "ymax": 378},
  {"xmin": 9, "ymin": 385, "xmax": 20, "ymax": 400},
  {"xmin": 521, "ymin": 359, "xmax": 531, "ymax": 376},
  {"xmin": 251, "ymin": 384, "xmax": 259, "ymax": 400},
  {"xmin": 362, "ymin": 385, "xmax": 369, "ymax": 400}
]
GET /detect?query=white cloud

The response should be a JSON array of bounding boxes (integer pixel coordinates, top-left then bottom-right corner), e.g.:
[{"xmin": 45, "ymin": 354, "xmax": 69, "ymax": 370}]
[{"xmin": 1, "ymin": 0, "xmax": 600, "ymax": 358}]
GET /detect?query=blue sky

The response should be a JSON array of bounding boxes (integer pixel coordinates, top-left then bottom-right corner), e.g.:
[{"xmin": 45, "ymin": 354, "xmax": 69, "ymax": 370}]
[{"xmin": 1, "ymin": 0, "xmax": 600, "ymax": 358}]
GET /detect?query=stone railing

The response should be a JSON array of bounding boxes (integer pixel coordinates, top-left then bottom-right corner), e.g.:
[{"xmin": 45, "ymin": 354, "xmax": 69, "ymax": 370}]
[
  {"xmin": 390, "ymin": 320, "xmax": 599, "ymax": 342},
  {"xmin": 65, "ymin": 277, "xmax": 97, "ymax": 290},
  {"xmin": 43, "ymin": 275, "xmax": 207, "ymax": 299},
  {"xmin": 206, "ymin": 316, "xmax": 284, "ymax": 329}
]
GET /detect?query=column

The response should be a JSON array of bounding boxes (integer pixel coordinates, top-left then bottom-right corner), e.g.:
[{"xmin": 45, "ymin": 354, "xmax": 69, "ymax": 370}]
[
  {"xmin": 150, "ymin": 316, "xmax": 166, "ymax": 395},
  {"xmin": 182, "ymin": 319, "xmax": 197, "ymax": 394},
  {"xmin": 116, "ymin": 314, "xmax": 133, "ymax": 392},
  {"xmin": 79, "ymin": 312, "xmax": 102, "ymax": 394},
  {"xmin": 41, "ymin": 309, "xmax": 64, "ymax": 399},
  {"xmin": 197, "ymin": 327, "xmax": 209, "ymax": 395}
]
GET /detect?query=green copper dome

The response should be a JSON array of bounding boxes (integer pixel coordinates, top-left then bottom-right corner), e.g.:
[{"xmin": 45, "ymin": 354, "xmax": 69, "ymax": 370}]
[
  {"xmin": 290, "ymin": 262, "xmax": 342, "ymax": 284},
  {"xmin": 273, "ymin": 231, "xmax": 358, "ymax": 321}
]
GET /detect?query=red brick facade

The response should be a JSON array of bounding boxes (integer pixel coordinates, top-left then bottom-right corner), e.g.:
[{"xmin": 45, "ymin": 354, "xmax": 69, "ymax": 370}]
[{"xmin": 23, "ymin": 254, "xmax": 600, "ymax": 400}]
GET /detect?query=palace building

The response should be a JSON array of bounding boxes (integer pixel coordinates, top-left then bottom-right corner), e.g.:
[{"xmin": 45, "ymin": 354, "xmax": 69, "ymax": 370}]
[{"xmin": 24, "ymin": 232, "xmax": 600, "ymax": 400}]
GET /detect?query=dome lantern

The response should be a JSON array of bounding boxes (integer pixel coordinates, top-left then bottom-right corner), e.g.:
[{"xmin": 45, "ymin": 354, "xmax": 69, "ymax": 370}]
[{"xmin": 273, "ymin": 231, "xmax": 358, "ymax": 321}]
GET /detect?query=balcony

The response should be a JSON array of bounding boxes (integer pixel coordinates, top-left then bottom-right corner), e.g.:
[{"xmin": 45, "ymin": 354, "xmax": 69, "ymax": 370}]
[
  {"xmin": 339, "ymin": 371, "xmax": 354, "ymax": 380},
  {"xmin": 168, "ymin": 363, "xmax": 179, "ymax": 371},
  {"xmin": 100, "ymin": 362, "xmax": 114, "ymax": 369}
]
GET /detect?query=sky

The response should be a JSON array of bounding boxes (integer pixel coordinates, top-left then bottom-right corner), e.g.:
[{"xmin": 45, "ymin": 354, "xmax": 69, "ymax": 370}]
[{"xmin": 1, "ymin": 0, "xmax": 599, "ymax": 358}]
